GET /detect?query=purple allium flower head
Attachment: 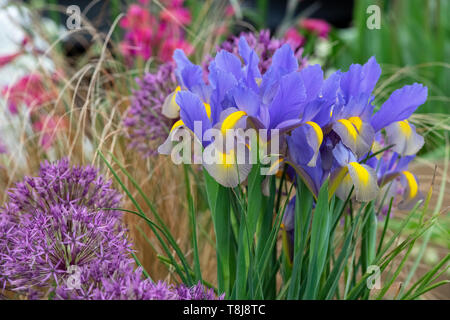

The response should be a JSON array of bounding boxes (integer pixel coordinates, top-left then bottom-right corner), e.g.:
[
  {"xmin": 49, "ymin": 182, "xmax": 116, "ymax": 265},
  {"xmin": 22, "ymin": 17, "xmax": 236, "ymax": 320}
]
[
  {"xmin": 0, "ymin": 208, "xmax": 18, "ymax": 292},
  {"xmin": 175, "ymin": 281, "xmax": 224, "ymax": 300},
  {"xmin": 91, "ymin": 267, "xmax": 224, "ymax": 300},
  {"xmin": 123, "ymin": 62, "xmax": 176, "ymax": 157},
  {"xmin": 203, "ymin": 29, "xmax": 306, "ymax": 79},
  {"xmin": 1, "ymin": 158, "xmax": 223, "ymax": 300},
  {"xmin": 0, "ymin": 158, "xmax": 130, "ymax": 298},
  {"xmin": 55, "ymin": 260, "xmax": 224, "ymax": 300}
]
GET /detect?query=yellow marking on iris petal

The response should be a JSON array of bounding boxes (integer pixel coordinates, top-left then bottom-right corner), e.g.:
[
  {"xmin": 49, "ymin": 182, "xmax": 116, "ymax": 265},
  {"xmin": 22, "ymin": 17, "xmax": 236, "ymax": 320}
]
[
  {"xmin": 255, "ymin": 77, "xmax": 262, "ymax": 86},
  {"xmin": 402, "ymin": 170, "xmax": 418, "ymax": 199},
  {"xmin": 398, "ymin": 120, "xmax": 412, "ymax": 138},
  {"xmin": 268, "ymin": 157, "xmax": 284, "ymax": 175},
  {"xmin": 171, "ymin": 86, "xmax": 181, "ymax": 105},
  {"xmin": 218, "ymin": 149, "xmax": 235, "ymax": 167},
  {"xmin": 170, "ymin": 119, "xmax": 184, "ymax": 132},
  {"xmin": 338, "ymin": 119, "xmax": 358, "ymax": 142},
  {"xmin": 371, "ymin": 140, "xmax": 383, "ymax": 160},
  {"xmin": 343, "ymin": 172, "xmax": 353, "ymax": 185},
  {"xmin": 306, "ymin": 121, "xmax": 323, "ymax": 146},
  {"xmin": 221, "ymin": 111, "xmax": 247, "ymax": 135},
  {"xmin": 348, "ymin": 162, "xmax": 370, "ymax": 186},
  {"xmin": 329, "ymin": 166, "xmax": 348, "ymax": 201},
  {"xmin": 203, "ymin": 102, "xmax": 211, "ymax": 119},
  {"xmin": 348, "ymin": 116, "xmax": 363, "ymax": 132}
]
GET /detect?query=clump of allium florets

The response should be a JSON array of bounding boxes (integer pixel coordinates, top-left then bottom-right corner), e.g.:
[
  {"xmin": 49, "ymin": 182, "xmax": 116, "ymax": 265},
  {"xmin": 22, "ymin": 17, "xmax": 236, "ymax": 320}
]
[
  {"xmin": 0, "ymin": 158, "xmax": 130, "ymax": 298},
  {"xmin": 54, "ymin": 260, "xmax": 223, "ymax": 300},
  {"xmin": 123, "ymin": 62, "xmax": 176, "ymax": 157},
  {"xmin": 203, "ymin": 29, "xmax": 307, "ymax": 78},
  {"xmin": 0, "ymin": 158, "xmax": 223, "ymax": 300}
]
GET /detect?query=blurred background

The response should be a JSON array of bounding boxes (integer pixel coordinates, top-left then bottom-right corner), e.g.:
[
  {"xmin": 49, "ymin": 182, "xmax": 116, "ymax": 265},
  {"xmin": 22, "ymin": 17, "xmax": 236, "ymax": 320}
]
[{"xmin": 0, "ymin": 0, "xmax": 448, "ymax": 299}]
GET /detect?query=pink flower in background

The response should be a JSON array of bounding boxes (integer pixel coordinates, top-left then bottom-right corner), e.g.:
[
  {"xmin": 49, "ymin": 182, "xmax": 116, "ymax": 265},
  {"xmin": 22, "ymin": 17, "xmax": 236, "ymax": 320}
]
[
  {"xmin": 0, "ymin": 52, "xmax": 22, "ymax": 68},
  {"xmin": 120, "ymin": 4, "xmax": 154, "ymax": 60},
  {"xmin": 119, "ymin": 4, "xmax": 153, "ymax": 30},
  {"xmin": 225, "ymin": 5, "xmax": 235, "ymax": 17},
  {"xmin": 160, "ymin": 38, "xmax": 193, "ymax": 62},
  {"xmin": 2, "ymin": 74, "xmax": 56, "ymax": 114},
  {"xmin": 160, "ymin": 1, "xmax": 191, "ymax": 26},
  {"xmin": 119, "ymin": 1, "xmax": 193, "ymax": 64},
  {"xmin": 300, "ymin": 18, "xmax": 331, "ymax": 38},
  {"xmin": 120, "ymin": 28, "xmax": 153, "ymax": 60},
  {"xmin": 0, "ymin": 37, "xmax": 30, "ymax": 68},
  {"xmin": 32, "ymin": 115, "xmax": 67, "ymax": 150},
  {"xmin": 284, "ymin": 27, "xmax": 306, "ymax": 48}
]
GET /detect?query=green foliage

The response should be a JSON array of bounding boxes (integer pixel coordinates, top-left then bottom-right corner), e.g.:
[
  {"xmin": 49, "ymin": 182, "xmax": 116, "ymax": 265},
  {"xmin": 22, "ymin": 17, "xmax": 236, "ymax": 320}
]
[{"xmin": 332, "ymin": 0, "xmax": 450, "ymax": 115}]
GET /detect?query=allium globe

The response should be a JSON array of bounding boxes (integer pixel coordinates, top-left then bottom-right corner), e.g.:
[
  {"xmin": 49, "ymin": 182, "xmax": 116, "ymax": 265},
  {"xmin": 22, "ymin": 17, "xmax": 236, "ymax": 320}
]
[
  {"xmin": 0, "ymin": 158, "xmax": 129, "ymax": 298},
  {"xmin": 123, "ymin": 62, "xmax": 176, "ymax": 157}
]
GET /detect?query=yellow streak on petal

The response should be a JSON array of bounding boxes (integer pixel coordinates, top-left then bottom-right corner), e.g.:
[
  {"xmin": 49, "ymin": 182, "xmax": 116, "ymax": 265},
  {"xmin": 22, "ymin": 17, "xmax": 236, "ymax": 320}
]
[
  {"xmin": 306, "ymin": 121, "xmax": 324, "ymax": 146},
  {"xmin": 371, "ymin": 140, "xmax": 383, "ymax": 160},
  {"xmin": 255, "ymin": 77, "xmax": 262, "ymax": 86},
  {"xmin": 348, "ymin": 116, "xmax": 363, "ymax": 132},
  {"xmin": 221, "ymin": 111, "xmax": 247, "ymax": 135},
  {"xmin": 343, "ymin": 172, "xmax": 353, "ymax": 185},
  {"xmin": 217, "ymin": 149, "xmax": 235, "ymax": 168},
  {"xmin": 268, "ymin": 157, "xmax": 284, "ymax": 175},
  {"xmin": 170, "ymin": 119, "xmax": 184, "ymax": 132},
  {"xmin": 402, "ymin": 170, "xmax": 418, "ymax": 199},
  {"xmin": 203, "ymin": 102, "xmax": 211, "ymax": 119},
  {"xmin": 329, "ymin": 166, "xmax": 348, "ymax": 201},
  {"xmin": 171, "ymin": 86, "xmax": 181, "ymax": 105},
  {"xmin": 398, "ymin": 120, "xmax": 412, "ymax": 138},
  {"xmin": 348, "ymin": 162, "xmax": 370, "ymax": 186},
  {"xmin": 338, "ymin": 119, "xmax": 358, "ymax": 142}
]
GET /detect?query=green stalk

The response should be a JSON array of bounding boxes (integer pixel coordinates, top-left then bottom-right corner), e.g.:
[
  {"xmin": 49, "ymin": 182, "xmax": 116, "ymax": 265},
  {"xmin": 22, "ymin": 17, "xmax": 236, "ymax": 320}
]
[
  {"xmin": 183, "ymin": 165, "xmax": 202, "ymax": 283},
  {"xmin": 203, "ymin": 169, "xmax": 236, "ymax": 296}
]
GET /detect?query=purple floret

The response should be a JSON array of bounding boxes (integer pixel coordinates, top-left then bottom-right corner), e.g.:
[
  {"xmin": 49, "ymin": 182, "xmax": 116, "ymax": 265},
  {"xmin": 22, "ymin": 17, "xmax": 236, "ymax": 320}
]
[{"xmin": 123, "ymin": 62, "xmax": 176, "ymax": 157}]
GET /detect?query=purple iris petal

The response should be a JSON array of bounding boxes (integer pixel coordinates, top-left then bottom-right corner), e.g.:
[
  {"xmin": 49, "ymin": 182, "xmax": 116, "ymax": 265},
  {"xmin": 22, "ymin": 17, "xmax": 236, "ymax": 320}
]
[
  {"xmin": 173, "ymin": 49, "xmax": 196, "ymax": 83},
  {"xmin": 268, "ymin": 72, "xmax": 306, "ymax": 129},
  {"xmin": 371, "ymin": 83, "xmax": 428, "ymax": 132},
  {"xmin": 299, "ymin": 64, "xmax": 323, "ymax": 103},
  {"xmin": 208, "ymin": 62, "xmax": 238, "ymax": 123},
  {"xmin": 332, "ymin": 142, "xmax": 356, "ymax": 168},
  {"xmin": 214, "ymin": 50, "xmax": 243, "ymax": 82},
  {"xmin": 238, "ymin": 37, "xmax": 262, "ymax": 81},
  {"xmin": 267, "ymin": 43, "xmax": 299, "ymax": 76},
  {"xmin": 339, "ymin": 56, "xmax": 381, "ymax": 104},
  {"xmin": 287, "ymin": 126, "xmax": 315, "ymax": 165},
  {"xmin": 177, "ymin": 91, "xmax": 212, "ymax": 141},
  {"xmin": 231, "ymin": 84, "xmax": 260, "ymax": 117}
]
